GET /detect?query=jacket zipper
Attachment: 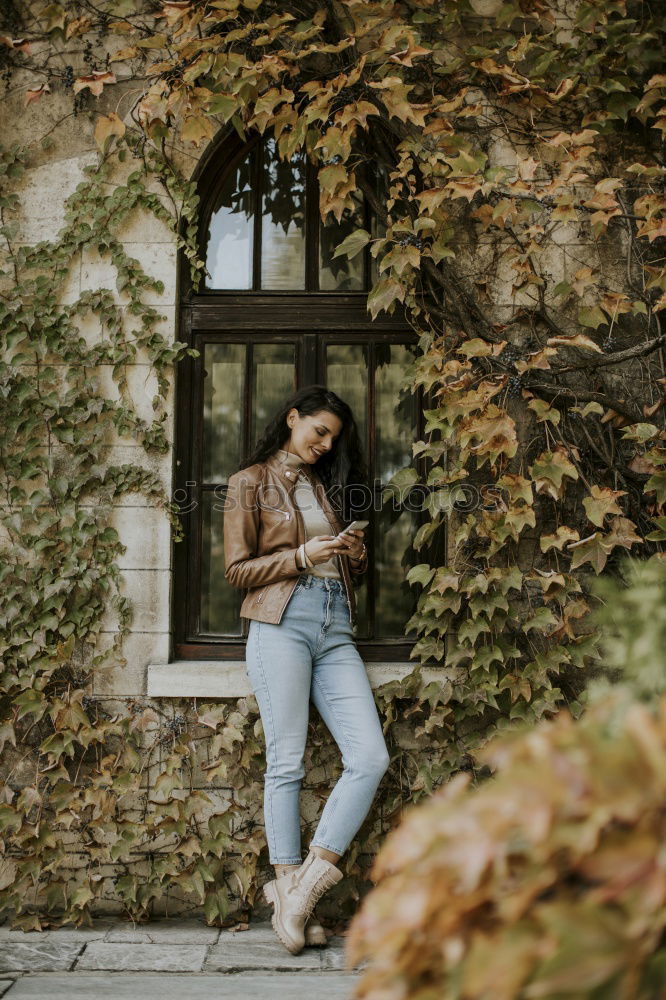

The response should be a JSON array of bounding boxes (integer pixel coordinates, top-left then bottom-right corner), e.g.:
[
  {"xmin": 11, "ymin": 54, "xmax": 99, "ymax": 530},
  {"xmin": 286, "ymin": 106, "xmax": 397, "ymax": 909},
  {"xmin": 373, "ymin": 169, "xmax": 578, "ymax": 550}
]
[
  {"xmin": 254, "ymin": 469, "xmax": 355, "ymax": 626},
  {"xmin": 272, "ymin": 496, "xmax": 306, "ymax": 622}
]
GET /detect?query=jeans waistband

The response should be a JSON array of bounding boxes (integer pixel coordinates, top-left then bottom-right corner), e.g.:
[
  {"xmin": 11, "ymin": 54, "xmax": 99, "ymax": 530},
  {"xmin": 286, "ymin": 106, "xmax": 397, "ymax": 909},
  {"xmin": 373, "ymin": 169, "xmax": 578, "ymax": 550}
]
[{"xmin": 297, "ymin": 574, "xmax": 345, "ymax": 595}]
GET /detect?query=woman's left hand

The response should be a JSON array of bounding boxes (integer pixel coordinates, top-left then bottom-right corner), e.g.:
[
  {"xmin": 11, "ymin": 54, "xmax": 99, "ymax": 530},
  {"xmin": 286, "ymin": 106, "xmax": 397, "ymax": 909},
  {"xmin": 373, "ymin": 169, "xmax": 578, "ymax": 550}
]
[{"xmin": 335, "ymin": 528, "xmax": 365, "ymax": 561}]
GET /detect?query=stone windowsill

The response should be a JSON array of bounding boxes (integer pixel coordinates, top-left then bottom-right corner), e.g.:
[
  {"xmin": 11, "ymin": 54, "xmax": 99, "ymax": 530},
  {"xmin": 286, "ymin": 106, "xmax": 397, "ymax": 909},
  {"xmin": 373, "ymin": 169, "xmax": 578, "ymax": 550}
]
[{"xmin": 147, "ymin": 661, "xmax": 444, "ymax": 698}]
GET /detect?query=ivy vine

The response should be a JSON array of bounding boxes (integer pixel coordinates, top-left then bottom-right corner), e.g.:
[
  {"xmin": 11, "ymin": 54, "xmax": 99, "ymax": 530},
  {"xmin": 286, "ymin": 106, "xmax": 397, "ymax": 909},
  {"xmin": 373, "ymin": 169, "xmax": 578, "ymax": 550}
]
[{"xmin": 0, "ymin": 0, "xmax": 664, "ymax": 928}]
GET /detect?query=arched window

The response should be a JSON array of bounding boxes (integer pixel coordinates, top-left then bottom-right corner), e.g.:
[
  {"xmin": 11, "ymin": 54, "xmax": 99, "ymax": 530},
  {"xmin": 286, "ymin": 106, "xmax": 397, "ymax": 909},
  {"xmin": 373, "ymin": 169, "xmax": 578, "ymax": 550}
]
[{"xmin": 174, "ymin": 134, "xmax": 425, "ymax": 662}]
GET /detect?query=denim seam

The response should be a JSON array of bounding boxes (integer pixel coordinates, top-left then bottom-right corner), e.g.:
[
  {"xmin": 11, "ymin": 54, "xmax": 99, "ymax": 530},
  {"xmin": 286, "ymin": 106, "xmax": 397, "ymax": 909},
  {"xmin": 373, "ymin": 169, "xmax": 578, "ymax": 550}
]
[
  {"xmin": 313, "ymin": 590, "xmax": 329, "ymax": 656},
  {"xmin": 254, "ymin": 622, "xmax": 281, "ymax": 864},
  {"xmin": 309, "ymin": 838, "xmax": 345, "ymax": 854},
  {"xmin": 310, "ymin": 670, "xmax": 355, "ymax": 847}
]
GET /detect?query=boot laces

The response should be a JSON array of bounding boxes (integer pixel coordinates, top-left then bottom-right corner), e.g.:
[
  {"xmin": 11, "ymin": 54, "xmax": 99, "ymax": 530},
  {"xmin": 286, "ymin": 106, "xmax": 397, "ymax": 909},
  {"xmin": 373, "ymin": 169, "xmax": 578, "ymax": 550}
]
[{"xmin": 302, "ymin": 870, "xmax": 338, "ymax": 919}]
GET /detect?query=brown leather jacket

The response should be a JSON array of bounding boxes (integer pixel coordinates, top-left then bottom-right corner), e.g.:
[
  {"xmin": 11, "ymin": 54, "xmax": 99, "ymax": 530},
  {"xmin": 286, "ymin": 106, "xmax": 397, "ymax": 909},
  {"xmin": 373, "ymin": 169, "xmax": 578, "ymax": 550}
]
[{"xmin": 223, "ymin": 453, "xmax": 367, "ymax": 626}]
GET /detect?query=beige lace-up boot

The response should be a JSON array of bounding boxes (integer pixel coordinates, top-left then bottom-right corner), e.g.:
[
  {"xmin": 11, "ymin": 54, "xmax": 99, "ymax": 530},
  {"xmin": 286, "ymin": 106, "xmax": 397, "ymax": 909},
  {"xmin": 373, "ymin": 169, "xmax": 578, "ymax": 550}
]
[
  {"xmin": 274, "ymin": 863, "xmax": 328, "ymax": 947},
  {"xmin": 264, "ymin": 851, "xmax": 342, "ymax": 954}
]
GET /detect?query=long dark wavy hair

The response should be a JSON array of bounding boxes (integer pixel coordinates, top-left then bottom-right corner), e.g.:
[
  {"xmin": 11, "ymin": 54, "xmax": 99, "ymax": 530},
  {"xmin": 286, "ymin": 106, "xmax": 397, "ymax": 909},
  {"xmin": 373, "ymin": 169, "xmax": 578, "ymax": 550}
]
[{"xmin": 242, "ymin": 385, "xmax": 368, "ymax": 520}]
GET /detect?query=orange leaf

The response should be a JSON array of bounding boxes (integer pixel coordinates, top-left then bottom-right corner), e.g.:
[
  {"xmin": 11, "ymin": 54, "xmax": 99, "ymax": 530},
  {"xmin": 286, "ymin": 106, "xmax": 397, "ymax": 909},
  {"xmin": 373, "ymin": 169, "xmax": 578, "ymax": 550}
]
[
  {"xmin": 73, "ymin": 70, "xmax": 117, "ymax": 97},
  {"xmin": 25, "ymin": 82, "xmax": 50, "ymax": 106}
]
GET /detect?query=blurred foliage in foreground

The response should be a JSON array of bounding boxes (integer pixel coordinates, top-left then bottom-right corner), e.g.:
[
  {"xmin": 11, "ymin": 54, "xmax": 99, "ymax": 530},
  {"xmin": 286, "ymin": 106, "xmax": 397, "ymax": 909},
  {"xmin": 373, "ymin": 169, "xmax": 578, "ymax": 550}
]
[{"xmin": 348, "ymin": 555, "xmax": 666, "ymax": 1000}]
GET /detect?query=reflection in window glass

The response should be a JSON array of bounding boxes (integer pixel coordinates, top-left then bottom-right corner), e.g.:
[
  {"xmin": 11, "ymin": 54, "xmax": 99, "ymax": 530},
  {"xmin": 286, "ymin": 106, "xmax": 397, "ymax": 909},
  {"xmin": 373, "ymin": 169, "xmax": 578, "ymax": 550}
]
[
  {"xmin": 374, "ymin": 506, "xmax": 417, "ymax": 637},
  {"xmin": 261, "ymin": 139, "xmax": 306, "ymax": 289},
  {"xmin": 250, "ymin": 343, "xmax": 297, "ymax": 450},
  {"xmin": 201, "ymin": 491, "xmax": 243, "ymax": 635},
  {"xmin": 319, "ymin": 191, "xmax": 365, "ymax": 291},
  {"xmin": 203, "ymin": 343, "xmax": 244, "ymax": 483},
  {"xmin": 205, "ymin": 154, "xmax": 254, "ymax": 289},
  {"xmin": 325, "ymin": 343, "xmax": 368, "ymax": 449},
  {"xmin": 376, "ymin": 344, "xmax": 418, "ymax": 482}
]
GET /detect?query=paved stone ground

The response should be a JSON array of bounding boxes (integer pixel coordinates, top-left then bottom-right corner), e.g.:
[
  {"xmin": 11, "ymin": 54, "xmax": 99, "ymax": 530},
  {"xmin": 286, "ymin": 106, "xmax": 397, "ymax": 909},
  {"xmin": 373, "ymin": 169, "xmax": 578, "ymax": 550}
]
[{"xmin": 0, "ymin": 919, "xmax": 359, "ymax": 999}]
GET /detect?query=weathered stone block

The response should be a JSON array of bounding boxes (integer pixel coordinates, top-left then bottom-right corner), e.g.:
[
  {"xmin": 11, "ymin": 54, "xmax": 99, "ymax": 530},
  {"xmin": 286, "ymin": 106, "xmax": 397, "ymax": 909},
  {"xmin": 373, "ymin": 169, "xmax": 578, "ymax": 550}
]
[
  {"xmin": 0, "ymin": 940, "xmax": 84, "ymax": 972},
  {"xmin": 104, "ymin": 919, "xmax": 219, "ymax": 944},
  {"xmin": 206, "ymin": 923, "xmax": 321, "ymax": 971},
  {"xmin": 75, "ymin": 942, "xmax": 207, "ymax": 971}
]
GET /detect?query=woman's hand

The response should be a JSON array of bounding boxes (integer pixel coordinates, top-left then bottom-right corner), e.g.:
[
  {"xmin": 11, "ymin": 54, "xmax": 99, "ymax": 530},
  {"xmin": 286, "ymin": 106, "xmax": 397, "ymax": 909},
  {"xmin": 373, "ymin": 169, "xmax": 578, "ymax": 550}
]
[
  {"xmin": 334, "ymin": 528, "xmax": 365, "ymax": 561},
  {"xmin": 304, "ymin": 535, "xmax": 347, "ymax": 565}
]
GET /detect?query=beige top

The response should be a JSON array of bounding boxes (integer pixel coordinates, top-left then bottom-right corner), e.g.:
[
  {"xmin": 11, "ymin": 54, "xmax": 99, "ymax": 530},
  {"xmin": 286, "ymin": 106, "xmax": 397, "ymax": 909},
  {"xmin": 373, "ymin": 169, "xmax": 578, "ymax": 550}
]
[{"xmin": 277, "ymin": 449, "xmax": 340, "ymax": 579}]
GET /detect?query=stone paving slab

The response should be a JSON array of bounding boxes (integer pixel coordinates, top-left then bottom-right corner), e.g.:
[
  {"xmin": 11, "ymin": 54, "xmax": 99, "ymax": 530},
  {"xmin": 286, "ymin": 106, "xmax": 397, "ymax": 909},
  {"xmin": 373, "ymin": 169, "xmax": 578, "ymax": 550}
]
[
  {"xmin": 0, "ymin": 983, "xmax": 14, "ymax": 998},
  {"xmin": 2, "ymin": 973, "xmax": 358, "ymax": 999},
  {"xmin": 0, "ymin": 942, "xmax": 83, "ymax": 972},
  {"xmin": 0, "ymin": 924, "xmax": 112, "ymax": 943},
  {"xmin": 75, "ymin": 943, "xmax": 208, "ymax": 972},
  {"xmin": 206, "ymin": 927, "xmax": 322, "ymax": 970},
  {"xmin": 104, "ymin": 919, "xmax": 220, "ymax": 944}
]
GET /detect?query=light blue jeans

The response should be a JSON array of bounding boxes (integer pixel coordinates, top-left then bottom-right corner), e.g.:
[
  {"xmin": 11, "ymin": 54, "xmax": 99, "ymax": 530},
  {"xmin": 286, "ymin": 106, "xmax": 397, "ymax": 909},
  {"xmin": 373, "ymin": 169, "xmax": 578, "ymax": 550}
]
[{"xmin": 245, "ymin": 575, "xmax": 390, "ymax": 864}]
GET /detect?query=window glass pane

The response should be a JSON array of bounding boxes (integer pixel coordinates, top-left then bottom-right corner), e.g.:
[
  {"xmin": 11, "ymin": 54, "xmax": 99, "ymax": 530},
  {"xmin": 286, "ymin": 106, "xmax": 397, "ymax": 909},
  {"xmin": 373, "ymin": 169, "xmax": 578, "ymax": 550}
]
[
  {"xmin": 203, "ymin": 342, "xmax": 245, "ymax": 484},
  {"xmin": 250, "ymin": 343, "xmax": 297, "ymax": 449},
  {"xmin": 325, "ymin": 343, "xmax": 368, "ymax": 449},
  {"xmin": 326, "ymin": 342, "xmax": 369, "ymax": 634},
  {"xmin": 205, "ymin": 153, "xmax": 254, "ymax": 289},
  {"xmin": 374, "ymin": 506, "xmax": 418, "ymax": 637},
  {"xmin": 376, "ymin": 343, "xmax": 418, "ymax": 482},
  {"xmin": 201, "ymin": 490, "xmax": 242, "ymax": 635},
  {"xmin": 319, "ymin": 191, "xmax": 365, "ymax": 291},
  {"xmin": 261, "ymin": 138, "xmax": 306, "ymax": 289}
]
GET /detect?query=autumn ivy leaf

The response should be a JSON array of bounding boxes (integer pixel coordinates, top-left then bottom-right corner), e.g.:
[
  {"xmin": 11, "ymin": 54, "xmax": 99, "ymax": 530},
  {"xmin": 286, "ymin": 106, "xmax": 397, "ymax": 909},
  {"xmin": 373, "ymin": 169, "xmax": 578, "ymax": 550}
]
[
  {"xmin": 603, "ymin": 516, "xmax": 642, "ymax": 552},
  {"xmin": 94, "ymin": 112, "xmax": 126, "ymax": 152},
  {"xmin": 582, "ymin": 485, "xmax": 626, "ymax": 527},
  {"xmin": 528, "ymin": 398, "xmax": 561, "ymax": 424},
  {"xmin": 523, "ymin": 606, "xmax": 558, "ymax": 631},
  {"xmin": 645, "ymin": 469, "xmax": 666, "ymax": 504},
  {"xmin": 415, "ymin": 188, "xmax": 446, "ymax": 214},
  {"xmin": 496, "ymin": 473, "xmax": 534, "ymax": 506},
  {"xmin": 645, "ymin": 515, "xmax": 666, "ymax": 542},
  {"xmin": 332, "ymin": 229, "xmax": 370, "ymax": 260},
  {"xmin": 571, "ymin": 402, "xmax": 605, "ymax": 418},
  {"xmin": 620, "ymin": 422, "xmax": 660, "ymax": 442},
  {"xmin": 457, "ymin": 338, "xmax": 494, "ymax": 359},
  {"xmin": 25, "ymin": 82, "xmax": 51, "ymax": 106},
  {"xmin": 459, "ymin": 405, "xmax": 518, "ymax": 467},
  {"xmin": 567, "ymin": 532, "xmax": 610, "ymax": 573},
  {"xmin": 529, "ymin": 447, "xmax": 579, "ymax": 499},
  {"xmin": 208, "ymin": 93, "xmax": 239, "ymax": 122},
  {"xmin": 432, "ymin": 568, "xmax": 460, "ymax": 593},
  {"xmin": 73, "ymin": 70, "xmax": 117, "ymax": 97},
  {"xmin": 180, "ymin": 114, "xmax": 216, "ymax": 146},
  {"xmin": 540, "ymin": 526, "xmax": 580, "ymax": 552},
  {"xmin": 515, "ymin": 347, "xmax": 557, "ymax": 373},
  {"xmin": 552, "ymin": 196, "xmax": 577, "ymax": 222},
  {"xmin": 577, "ymin": 306, "xmax": 608, "ymax": 330},
  {"xmin": 458, "ymin": 615, "xmax": 491, "ymax": 645},
  {"xmin": 367, "ymin": 277, "xmax": 405, "ymax": 318},
  {"xmin": 383, "ymin": 466, "xmax": 419, "ymax": 505},
  {"xmin": 547, "ymin": 332, "xmax": 603, "ymax": 352},
  {"xmin": 406, "ymin": 564, "xmax": 435, "ymax": 587}
]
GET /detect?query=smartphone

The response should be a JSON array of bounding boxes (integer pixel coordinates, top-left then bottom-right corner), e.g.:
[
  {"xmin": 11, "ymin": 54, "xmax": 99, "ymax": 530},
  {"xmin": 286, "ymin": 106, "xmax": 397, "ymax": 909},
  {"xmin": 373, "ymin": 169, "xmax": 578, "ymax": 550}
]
[{"xmin": 340, "ymin": 519, "xmax": 369, "ymax": 533}]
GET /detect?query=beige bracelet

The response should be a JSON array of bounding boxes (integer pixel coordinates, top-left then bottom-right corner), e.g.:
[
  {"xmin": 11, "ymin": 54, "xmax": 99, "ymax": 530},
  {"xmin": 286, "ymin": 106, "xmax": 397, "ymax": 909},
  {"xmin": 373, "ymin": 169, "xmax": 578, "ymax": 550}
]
[{"xmin": 298, "ymin": 543, "xmax": 315, "ymax": 570}]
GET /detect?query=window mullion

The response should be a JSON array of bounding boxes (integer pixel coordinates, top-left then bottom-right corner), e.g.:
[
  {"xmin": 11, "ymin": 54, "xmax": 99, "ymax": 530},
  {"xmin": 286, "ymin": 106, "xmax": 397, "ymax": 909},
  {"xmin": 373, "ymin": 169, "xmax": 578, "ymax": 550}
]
[
  {"xmin": 305, "ymin": 159, "xmax": 319, "ymax": 292},
  {"xmin": 252, "ymin": 144, "xmax": 263, "ymax": 290}
]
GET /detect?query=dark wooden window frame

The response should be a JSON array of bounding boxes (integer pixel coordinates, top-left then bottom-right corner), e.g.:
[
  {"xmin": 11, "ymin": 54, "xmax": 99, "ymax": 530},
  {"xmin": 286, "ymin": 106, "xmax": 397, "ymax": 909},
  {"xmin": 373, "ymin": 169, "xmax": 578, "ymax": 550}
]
[{"xmin": 173, "ymin": 131, "xmax": 428, "ymax": 662}]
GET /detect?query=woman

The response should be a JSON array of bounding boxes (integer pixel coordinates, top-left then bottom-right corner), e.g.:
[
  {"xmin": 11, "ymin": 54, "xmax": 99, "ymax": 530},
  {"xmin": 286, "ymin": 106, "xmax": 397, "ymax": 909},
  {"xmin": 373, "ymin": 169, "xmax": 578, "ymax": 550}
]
[{"xmin": 223, "ymin": 385, "xmax": 390, "ymax": 955}]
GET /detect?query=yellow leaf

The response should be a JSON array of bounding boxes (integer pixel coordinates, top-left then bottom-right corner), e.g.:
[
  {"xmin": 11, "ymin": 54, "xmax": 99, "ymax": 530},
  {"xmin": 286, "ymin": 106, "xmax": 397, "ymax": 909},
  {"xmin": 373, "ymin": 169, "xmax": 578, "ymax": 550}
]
[
  {"xmin": 94, "ymin": 112, "xmax": 126, "ymax": 151},
  {"xmin": 180, "ymin": 114, "xmax": 216, "ymax": 146},
  {"xmin": 583, "ymin": 486, "xmax": 626, "ymax": 527}
]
